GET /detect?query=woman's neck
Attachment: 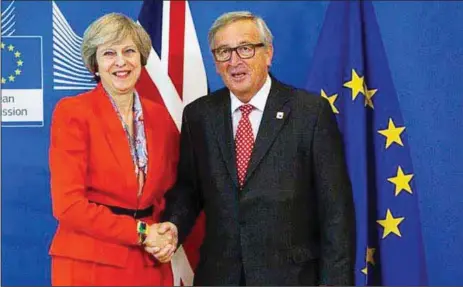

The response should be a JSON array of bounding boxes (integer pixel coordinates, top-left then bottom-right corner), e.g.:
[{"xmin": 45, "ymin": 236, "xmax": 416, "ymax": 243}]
[{"xmin": 112, "ymin": 92, "xmax": 134, "ymax": 117}]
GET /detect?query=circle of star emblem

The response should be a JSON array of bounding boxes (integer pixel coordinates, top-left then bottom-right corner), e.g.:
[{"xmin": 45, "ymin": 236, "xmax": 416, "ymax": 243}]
[{"xmin": 1, "ymin": 41, "xmax": 23, "ymax": 86}]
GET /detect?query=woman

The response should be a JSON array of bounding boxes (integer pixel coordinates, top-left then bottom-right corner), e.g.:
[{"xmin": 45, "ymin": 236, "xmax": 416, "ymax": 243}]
[{"xmin": 49, "ymin": 13, "xmax": 177, "ymax": 286}]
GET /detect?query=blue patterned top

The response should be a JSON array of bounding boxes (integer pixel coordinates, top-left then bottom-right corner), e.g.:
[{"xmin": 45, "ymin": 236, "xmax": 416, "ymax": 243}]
[{"xmin": 106, "ymin": 91, "xmax": 148, "ymax": 179}]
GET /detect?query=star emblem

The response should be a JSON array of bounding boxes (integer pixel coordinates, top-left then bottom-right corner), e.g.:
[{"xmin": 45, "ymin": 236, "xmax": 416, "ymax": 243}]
[
  {"xmin": 321, "ymin": 89, "xmax": 339, "ymax": 114},
  {"xmin": 377, "ymin": 209, "xmax": 405, "ymax": 238},
  {"xmin": 388, "ymin": 166, "xmax": 414, "ymax": 196},
  {"xmin": 343, "ymin": 69, "xmax": 365, "ymax": 100},
  {"xmin": 378, "ymin": 118, "xmax": 405, "ymax": 149}
]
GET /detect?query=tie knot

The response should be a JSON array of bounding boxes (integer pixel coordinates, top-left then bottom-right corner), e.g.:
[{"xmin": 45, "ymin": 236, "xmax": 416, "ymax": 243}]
[{"xmin": 239, "ymin": 104, "xmax": 254, "ymax": 117}]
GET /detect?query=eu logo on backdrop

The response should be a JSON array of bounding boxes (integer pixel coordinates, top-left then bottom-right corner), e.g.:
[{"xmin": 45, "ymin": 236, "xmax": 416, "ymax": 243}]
[{"xmin": 1, "ymin": 36, "xmax": 43, "ymax": 127}]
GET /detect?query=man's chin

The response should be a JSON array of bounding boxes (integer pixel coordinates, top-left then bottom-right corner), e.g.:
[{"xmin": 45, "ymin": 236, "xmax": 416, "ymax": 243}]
[
  {"xmin": 229, "ymin": 86, "xmax": 249, "ymax": 95},
  {"xmin": 227, "ymin": 80, "xmax": 250, "ymax": 92}
]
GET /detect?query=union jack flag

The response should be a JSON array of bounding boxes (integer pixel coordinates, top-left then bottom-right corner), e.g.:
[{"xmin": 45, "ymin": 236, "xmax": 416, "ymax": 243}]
[{"xmin": 137, "ymin": 1, "xmax": 207, "ymax": 286}]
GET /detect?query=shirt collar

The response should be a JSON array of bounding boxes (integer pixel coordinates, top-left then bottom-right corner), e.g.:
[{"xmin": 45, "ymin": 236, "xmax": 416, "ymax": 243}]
[{"xmin": 230, "ymin": 74, "xmax": 272, "ymax": 113}]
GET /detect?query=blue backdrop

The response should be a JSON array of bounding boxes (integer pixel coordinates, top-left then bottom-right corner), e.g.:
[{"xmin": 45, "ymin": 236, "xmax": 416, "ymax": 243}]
[{"xmin": 2, "ymin": 1, "xmax": 463, "ymax": 285}]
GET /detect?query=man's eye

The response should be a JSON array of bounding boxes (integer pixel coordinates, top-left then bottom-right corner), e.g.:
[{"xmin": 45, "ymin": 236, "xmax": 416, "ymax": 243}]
[{"xmin": 240, "ymin": 46, "xmax": 252, "ymax": 52}]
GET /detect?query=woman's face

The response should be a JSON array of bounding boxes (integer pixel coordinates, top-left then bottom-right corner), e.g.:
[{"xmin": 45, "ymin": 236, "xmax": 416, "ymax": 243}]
[{"xmin": 96, "ymin": 37, "xmax": 142, "ymax": 97}]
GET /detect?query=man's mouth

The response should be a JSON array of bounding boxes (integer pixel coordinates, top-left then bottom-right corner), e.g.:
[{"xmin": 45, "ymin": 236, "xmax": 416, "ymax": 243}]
[{"xmin": 230, "ymin": 71, "xmax": 247, "ymax": 80}]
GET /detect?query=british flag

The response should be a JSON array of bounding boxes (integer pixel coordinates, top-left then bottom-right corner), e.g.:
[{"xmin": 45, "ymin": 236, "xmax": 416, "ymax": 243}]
[{"xmin": 137, "ymin": 1, "xmax": 207, "ymax": 286}]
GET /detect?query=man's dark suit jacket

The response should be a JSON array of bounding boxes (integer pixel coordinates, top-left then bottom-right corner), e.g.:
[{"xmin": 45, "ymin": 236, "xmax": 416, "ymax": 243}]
[{"xmin": 161, "ymin": 77, "xmax": 356, "ymax": 286}]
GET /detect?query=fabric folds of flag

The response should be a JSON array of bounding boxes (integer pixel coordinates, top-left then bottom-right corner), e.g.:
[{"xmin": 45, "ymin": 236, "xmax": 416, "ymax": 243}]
[
  {"xmin": 306, "ymin": 1, "xmax": 427, "ymax": 285},
  {"xmin": 137, "ymin": 1, "xmax": 207, "ymax": 286}
]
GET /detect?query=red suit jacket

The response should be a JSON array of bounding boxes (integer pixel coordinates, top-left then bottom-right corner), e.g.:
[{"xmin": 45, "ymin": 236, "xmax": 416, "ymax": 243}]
[{"xmin": 48, "ymin": 83, "xmax": 179, "ymax": 267}]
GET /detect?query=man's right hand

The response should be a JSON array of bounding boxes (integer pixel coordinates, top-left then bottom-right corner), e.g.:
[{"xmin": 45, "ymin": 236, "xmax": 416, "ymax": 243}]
[{"xmin": 144, "ymin": 222, "xmax": 178, "ymax": 263}]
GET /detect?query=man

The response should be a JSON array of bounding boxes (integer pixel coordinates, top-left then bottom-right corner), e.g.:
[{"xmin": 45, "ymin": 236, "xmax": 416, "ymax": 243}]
[{"xmin": 150, "ymin": 11, "xmax": 356, "ymax": 285}]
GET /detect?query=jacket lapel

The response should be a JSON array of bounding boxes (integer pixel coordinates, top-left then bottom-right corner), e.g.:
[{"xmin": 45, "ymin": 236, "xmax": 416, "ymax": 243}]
[
  {"xmin": 213, "ymin": 90, "xmax": 240, "ymax": 188},
  {"xmin": 244, "ymin": 81, "xmax": 292, "ymax": 185},
  {"xmin": 139, "ymin": 96, "xmax": 161, "ymax": 197},
  {"xmin": 92, "ymin": 84, "xmax": 137, "ymax": 189}
]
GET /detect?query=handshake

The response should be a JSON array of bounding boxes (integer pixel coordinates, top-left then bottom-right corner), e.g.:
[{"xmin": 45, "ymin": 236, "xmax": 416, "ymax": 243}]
[{"xmin": 143, "ymin": 222, "xmax": 179, "ymax": 263}]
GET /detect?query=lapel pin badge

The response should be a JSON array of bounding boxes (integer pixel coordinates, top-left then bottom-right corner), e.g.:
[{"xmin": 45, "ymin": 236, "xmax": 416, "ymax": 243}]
[{"xmin": 276, "ymin": 112, "xmax": 284, "ymax": 119}]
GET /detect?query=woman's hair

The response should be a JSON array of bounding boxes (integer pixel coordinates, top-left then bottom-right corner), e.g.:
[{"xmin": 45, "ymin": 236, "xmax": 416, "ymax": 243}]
[{"xmin": 81, "ymin": 13, "xmax": 152, "ymax": 81}]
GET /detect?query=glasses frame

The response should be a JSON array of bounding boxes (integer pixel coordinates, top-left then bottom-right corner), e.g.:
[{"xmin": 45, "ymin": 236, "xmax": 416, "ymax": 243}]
[{"xmin": 212, "ymin": 43, "xmax": 265, "ymax": 62}]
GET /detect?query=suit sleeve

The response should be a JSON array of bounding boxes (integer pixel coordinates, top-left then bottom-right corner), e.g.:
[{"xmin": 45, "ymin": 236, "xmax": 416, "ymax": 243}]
[
  {"xmin": 312, "ymin": 98, "xmax": 356, "ymax": 285},
  {"xmin": 161, "ymin": 105, "xmax": 203, "ymax": 245},
  {"xmin": 49, "ymin": 98, "xmax": 139, "ymax": 246}
]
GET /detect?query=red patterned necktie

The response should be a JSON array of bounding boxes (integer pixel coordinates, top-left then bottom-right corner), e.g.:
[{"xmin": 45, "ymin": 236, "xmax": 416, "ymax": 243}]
[{"xmin": 235, "ymin": 104, "xmax": 255, "ymax": 188}]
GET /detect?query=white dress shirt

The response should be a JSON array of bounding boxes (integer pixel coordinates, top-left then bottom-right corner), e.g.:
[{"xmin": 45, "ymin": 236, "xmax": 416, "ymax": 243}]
[{"xmin": 230, "ymin": 75, "xmax": 272, "ymax": 140}]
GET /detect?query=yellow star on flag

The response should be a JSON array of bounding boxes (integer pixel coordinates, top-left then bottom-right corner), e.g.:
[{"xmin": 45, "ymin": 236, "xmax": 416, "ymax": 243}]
[
  {"xmin": 361, "ymin": 266, "xmax": 368, "ymax": 275},
  {"xmin": 343, "ymin": 69, "xmax": 365, "ymax": 100},
  {"xmin": 14, "ymin": 51, "xmax": 21, "ymax": 58},
  {"xmin": 8, "ymin": 75, "xmax": 15, "ymax": 82},
  {"xmin": 366, "ymin": 247, "xmax": 376, "ymax": 265},
  {"xmin": 15, "ymin": 69, "xmax": 21, "ymax": 76},
  {"xmin": 321, "ymin": 89, "xmax": 339, "ymax": 114},
  {"xmin": 1, "ymin": 42, "xmax": 5, "ymax": 49},
  {"xmin": 1, "ymin": 77, "xmax": 6, "ymax": 84},
  {"xmin": 8, "ymin": 44, "xmax": 14, "ymax": 51},
  {"xmin": 377, "ymin": 209, "xmax": 405, "ymax": 238},
  {"xmin": 378, "ymin": 118, "xmax": 405, "ymax": 149},
  {"xmin": 17, "ymin": 60, "xmax": 24, "ymax": 66},
  {"xmin": 388, "ymin": 166, "xmax": 414, "ymax": 196},
  {"xmin": 364, "ymin": 83, "xmax": 377, "ymax": 109}
]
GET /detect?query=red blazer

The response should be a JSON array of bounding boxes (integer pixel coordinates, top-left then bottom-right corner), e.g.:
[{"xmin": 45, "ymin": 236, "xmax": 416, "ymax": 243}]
[{"xmin": 48, "ymin": 83, "xmax": 179, "ymax": 267}]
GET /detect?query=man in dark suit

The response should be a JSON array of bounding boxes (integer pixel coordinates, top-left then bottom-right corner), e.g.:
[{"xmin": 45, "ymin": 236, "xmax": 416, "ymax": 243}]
[{"xmin": 151, "ymin": 11, "xmax": 356, "ymax": 286}]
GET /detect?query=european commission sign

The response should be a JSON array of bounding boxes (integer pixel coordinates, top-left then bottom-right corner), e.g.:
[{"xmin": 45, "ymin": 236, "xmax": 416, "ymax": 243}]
[{"xmin": 1, "ymin": 36, "xmax": 43, "ymax": 127}]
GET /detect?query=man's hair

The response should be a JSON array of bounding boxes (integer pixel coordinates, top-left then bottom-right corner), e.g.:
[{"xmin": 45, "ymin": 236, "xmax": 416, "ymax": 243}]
[{"xmin": 208, "ymin": 11, "xmax": 273, "ymax": 50}]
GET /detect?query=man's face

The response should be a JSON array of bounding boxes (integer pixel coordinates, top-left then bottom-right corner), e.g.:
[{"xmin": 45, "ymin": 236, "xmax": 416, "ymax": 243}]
[{"xmin": 213, "ymin": 20, "xmax": 273, "ymax": 103}]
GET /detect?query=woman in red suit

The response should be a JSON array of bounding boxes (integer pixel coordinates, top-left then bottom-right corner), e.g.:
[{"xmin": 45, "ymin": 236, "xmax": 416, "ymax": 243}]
[{"xmin": 49, "ymin": 13, "xmax": 177, "ymax": 286}]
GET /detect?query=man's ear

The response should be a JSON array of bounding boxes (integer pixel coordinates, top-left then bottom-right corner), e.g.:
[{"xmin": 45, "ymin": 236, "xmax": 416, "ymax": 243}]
[{"xmin": 265, "ymin": 44, "xmax": 274, "ymax": 67}]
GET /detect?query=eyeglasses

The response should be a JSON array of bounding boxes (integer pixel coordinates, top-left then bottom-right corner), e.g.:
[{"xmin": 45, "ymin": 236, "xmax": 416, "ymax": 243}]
[{"xmin": 212, "ymin": 43, "xmax": 265, "ymax": 62}]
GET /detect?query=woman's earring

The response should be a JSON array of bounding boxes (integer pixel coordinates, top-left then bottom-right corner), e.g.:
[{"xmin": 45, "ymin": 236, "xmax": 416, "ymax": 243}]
[{"xmin": 95, "ymin": 72, "xmax": 100, "ymax": 76}]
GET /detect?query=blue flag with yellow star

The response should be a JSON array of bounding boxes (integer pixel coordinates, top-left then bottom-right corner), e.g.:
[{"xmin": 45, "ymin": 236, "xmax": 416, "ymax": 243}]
[
  {"xmin": 1, "ymin": 37, "xmax": 41, "ymax": 89},
  {"xmin": 306, "ymin": 1, "xmax": 427, "ymax": 285},
  {"xmin": 1, "ymin": 36, "xmax": 44, "ymax": 126}
]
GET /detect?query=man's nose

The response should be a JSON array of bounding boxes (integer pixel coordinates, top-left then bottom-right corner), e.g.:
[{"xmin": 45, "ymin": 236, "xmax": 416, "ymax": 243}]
[{"xmin": 228, "ymin": 50, "xmax": 242, "ymax": 65}]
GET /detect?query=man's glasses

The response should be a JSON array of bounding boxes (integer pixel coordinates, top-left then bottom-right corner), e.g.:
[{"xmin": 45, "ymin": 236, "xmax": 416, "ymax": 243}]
[{"xmin": 212, "ymin": 43, "xmax": 265, "ymax": 62}]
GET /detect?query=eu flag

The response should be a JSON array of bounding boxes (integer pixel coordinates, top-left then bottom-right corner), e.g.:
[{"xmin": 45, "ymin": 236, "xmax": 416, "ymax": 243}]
[
  {"xmin": 1, "ymin": 37, "xmax": 42, "ymax": 89},
  {"xmin": 1, "ymin": 36, "xmax": 43, "ymax": 126},
  {"xmin": 306, "ymin": 1, "xmax": 427, "ymax": 285}
]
